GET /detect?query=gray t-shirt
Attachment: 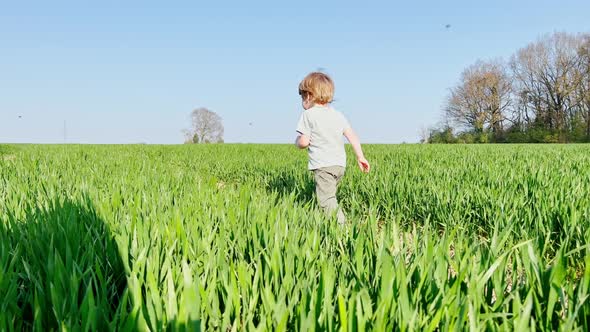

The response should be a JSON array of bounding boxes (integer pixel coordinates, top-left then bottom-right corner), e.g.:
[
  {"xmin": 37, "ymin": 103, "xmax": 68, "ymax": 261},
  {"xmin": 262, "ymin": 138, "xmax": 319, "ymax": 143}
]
[{"xmin": 296, "ymin": 105, "xmax": 351, "ymax": 170}]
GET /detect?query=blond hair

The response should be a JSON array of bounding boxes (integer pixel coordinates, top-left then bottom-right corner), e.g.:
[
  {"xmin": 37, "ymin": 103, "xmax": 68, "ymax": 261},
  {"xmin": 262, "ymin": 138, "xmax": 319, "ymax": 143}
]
[{"xmin": 298, "ymin": 72, "xmax": 334, "ymax": 104}]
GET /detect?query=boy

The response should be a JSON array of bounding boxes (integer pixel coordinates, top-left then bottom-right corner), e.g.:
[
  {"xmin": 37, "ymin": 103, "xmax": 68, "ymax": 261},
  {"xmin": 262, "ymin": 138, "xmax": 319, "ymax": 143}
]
[{"xmin": 295, "ymin": 72, "xmax": 370, "ymax": 225}]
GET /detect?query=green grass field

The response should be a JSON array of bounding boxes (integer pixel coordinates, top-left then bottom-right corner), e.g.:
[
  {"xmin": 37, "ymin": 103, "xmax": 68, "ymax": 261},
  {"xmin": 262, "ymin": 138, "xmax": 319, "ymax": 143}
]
[{"xmin": 1, "ymin": 144, "xmax": 589, "ymax": 331}]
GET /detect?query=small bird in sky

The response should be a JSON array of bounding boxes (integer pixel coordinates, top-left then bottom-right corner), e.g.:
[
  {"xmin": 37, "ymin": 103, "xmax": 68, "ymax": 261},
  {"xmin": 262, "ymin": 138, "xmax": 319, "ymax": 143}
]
[
  {"xmin": 249, "ymin": 122, "xmax": 253, "ymax": 126},
  {"xmin": 445, "ymin": 24, "xmax": 452, "ymax": 29},
  {"xmin": 18, "ymin": 115, "xmax": 22, "ymax": 119}
]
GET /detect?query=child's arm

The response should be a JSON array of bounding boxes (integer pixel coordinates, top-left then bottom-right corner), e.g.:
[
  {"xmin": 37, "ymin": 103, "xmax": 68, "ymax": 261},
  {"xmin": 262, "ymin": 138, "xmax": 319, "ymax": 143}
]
[
  {"xmin": 295, "ymin": 132, "xmax": 310, "ymax": 149},
  {"xmin": 296, "ymin": 111, "xmax": 311, "ymax": 149},
  {"xmin": 343, "ymin": 128, "xmax": 370, "ymax": 173}
]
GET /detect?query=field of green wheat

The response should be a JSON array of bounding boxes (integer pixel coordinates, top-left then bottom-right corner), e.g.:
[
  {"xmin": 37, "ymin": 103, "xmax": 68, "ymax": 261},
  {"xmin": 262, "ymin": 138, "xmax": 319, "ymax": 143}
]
[{"xmin": 1, "ymin": 144, "xmax": 589, "ymax": 331}]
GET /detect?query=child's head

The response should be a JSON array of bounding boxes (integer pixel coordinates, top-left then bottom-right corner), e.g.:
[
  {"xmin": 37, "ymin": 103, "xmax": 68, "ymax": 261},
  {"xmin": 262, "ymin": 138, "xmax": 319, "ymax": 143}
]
[{"xmin": 298, "ymin": 72, "xmax": 334, "ymax": 110}]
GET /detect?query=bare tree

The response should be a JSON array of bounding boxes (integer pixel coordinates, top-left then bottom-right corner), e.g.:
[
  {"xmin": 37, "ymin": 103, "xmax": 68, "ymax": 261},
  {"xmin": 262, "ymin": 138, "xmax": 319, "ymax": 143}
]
[
  {"xmin": 418, "ymin": 126, "xmax": 430, "ymax": 143},
  {"xmin": 444, "ymin": 59, "xmax": 512, "ymax": 136},
  {"xmin": 510, "ymin": 32, "xmax": 585, "ymax": 141},
  {"xmin": 184, "ymin": 108, "xmax": 224, "ymax": 144},
  {"xmin": 576, "ymin": 34, "xmax": 590, "ymax": 139}
]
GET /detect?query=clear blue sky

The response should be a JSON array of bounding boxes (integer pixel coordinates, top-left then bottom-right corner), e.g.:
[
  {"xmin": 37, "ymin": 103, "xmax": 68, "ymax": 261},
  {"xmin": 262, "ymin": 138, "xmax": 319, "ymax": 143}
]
[{"xmin": 1, "ymin": 0, "xmax": 589, "ymax": 144}]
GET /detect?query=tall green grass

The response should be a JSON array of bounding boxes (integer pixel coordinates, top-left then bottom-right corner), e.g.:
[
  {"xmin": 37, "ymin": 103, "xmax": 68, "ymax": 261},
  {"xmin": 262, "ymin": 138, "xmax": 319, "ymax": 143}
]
[{"xmin": 1, "ymin": 144, "xmax": 589, "ymax": 330}]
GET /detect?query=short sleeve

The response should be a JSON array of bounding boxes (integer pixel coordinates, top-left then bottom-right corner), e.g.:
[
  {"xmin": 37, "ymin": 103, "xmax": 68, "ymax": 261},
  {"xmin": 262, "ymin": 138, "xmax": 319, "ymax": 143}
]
[
  {"xmin": 341, "ymin": 113, "xmax": 351, "ymax": 132},
  {"xmin": 296, "ymin": 112, "xmax": 312, "ymax": 136}
]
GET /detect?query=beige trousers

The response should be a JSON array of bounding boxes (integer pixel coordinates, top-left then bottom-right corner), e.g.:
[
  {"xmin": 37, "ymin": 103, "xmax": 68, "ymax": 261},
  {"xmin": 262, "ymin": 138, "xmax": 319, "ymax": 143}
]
[{"xmin": 313, "ymin": 166, "xmax": 346, "ymax": 224}]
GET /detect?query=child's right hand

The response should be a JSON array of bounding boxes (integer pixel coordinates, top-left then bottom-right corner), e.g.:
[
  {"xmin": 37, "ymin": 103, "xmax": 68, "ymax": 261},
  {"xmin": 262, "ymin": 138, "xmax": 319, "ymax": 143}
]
[{"xmin": 357, "ymin": 157, "xmax": 370, "ymax": 173}]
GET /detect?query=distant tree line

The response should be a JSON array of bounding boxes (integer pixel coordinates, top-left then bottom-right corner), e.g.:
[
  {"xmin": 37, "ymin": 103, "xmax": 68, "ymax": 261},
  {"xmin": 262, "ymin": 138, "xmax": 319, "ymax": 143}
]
[{"xmin": 426, "ymin": 32, "xmax": 590, "ymax": 143}]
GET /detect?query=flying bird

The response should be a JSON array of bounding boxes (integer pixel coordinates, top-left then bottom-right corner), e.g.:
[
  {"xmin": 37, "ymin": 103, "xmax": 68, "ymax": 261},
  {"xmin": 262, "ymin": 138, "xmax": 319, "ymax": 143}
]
[
  {"xmin": 18, "ymin": 115, "xmax": 22, "ymax": 119},
  {"xmin": 445, "ymin": 24, "xmax": 452, "ymax": 29}
]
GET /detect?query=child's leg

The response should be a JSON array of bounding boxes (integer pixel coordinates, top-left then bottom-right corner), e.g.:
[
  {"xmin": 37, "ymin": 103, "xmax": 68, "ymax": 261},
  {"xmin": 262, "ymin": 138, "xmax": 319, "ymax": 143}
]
[{"xmin": 313, "ymin": 166, "xmax": 346, "ymax": 224}]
